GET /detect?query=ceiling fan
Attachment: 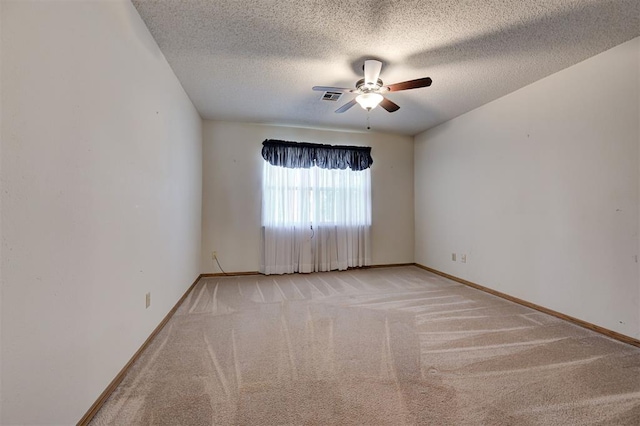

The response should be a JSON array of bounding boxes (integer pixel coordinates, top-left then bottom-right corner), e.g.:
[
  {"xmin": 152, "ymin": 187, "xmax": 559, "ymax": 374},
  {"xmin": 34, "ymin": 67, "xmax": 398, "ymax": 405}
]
[{"xmin": 313, "ymin": 59, "xmax": 432, "ymax": 113}]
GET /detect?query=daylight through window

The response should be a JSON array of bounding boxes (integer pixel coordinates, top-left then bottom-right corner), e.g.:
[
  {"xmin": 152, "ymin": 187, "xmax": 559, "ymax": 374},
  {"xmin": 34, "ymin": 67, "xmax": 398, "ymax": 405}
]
[{"xmin": 261, "ymin": 161, "xmax": 371, "ymax": 228}]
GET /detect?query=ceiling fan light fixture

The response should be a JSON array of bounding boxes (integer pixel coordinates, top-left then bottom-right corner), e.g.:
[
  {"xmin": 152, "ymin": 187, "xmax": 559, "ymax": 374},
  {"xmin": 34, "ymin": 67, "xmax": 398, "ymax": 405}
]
[{"xmin": 356, "ymin": 93, "xmax": 383, "ymax": 110}]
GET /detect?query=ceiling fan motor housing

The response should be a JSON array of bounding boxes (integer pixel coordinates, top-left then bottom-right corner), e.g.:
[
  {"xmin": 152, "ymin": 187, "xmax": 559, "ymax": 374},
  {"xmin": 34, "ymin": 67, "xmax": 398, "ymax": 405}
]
[
  {"xmin": 356, "ymin": 78, "xmax": 383, "ymax": 92},
  {"xmin": 312, "ymin": 59, "xmax": 431, "ymax": 115}
]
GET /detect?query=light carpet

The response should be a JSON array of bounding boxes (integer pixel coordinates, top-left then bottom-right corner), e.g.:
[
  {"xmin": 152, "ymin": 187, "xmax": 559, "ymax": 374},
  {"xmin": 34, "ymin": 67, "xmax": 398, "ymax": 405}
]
[{"xmin": 90, "ymin": 266, "xmax": 640, "ymax": 425}]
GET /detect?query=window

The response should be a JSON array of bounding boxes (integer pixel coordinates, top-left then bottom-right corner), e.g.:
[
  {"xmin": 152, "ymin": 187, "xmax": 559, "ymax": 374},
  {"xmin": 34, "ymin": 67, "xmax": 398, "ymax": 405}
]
[
  {"xmin": 262, "ymin": 161, "xmax": 371, "ymax": 227},
  {"xmin": 259, "ymin": 139, "xmax": 372, "ymax": 275}
]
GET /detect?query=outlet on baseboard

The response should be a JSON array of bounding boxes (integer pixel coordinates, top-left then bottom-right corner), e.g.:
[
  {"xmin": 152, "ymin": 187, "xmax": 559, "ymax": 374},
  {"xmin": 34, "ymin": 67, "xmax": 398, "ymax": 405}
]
[
  {"xmin": 451, "ymin": 253, "xmax": 456, "ymax": 261},
  {"xmin": 145, "ymin": 292, "xmax": 151, "ymax": 309}
]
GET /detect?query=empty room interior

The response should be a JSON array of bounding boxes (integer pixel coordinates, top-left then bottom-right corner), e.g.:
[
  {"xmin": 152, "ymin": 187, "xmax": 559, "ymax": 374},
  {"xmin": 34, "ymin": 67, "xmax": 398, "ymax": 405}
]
[{"xmin": 2, "ymin": 0, "xmax": 640, "ymax": 424}]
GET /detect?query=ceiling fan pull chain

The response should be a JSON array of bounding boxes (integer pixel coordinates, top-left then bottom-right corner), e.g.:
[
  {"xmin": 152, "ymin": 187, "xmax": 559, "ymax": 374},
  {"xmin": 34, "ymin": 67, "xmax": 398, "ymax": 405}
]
[{"xmin": 366, "ymin": 112, "xmax": 371, "ymax": 130}]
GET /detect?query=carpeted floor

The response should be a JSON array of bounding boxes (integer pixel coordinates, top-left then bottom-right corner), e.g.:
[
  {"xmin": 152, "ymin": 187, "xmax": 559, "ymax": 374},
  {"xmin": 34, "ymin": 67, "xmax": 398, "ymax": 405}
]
[{"xmin": 90, "ymin": 266, "xmax": 640, "ymax": 425}]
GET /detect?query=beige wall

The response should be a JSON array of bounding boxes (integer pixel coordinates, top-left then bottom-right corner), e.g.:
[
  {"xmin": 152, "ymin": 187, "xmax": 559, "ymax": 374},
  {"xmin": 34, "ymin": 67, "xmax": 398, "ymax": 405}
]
[
  {"xmin": 414, "ymin": 37, "xmax": 640, "ymax": 339},
  {"xmin": 1, "ymin": 1, "xmax": 202, "ymax": 423},
  {"xmin": 202, "ymin": 121, "xmax": 414, "ymax": 273}
]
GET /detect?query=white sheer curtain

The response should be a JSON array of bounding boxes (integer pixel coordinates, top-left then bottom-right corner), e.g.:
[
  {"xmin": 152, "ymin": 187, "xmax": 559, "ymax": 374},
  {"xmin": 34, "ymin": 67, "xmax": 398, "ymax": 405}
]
[{"xmin": 260, "ymin": 161, "xmax": 371, "ymax": 275}]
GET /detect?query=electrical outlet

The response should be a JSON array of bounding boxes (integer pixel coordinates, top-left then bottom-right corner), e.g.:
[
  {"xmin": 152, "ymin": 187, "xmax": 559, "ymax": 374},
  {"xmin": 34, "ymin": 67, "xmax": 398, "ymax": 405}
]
[
  {"xmin": 145, "ymin": 292, "xmax": 151, "ymax": 309},
  {"xmin": 212, "ymin": 251, "xmax": 217, "ymax": 259},
  {"xmin": 461, "ymin": 254, "xmax": 467, "ymax": 263},
  {"xmin": 451, "ymin": 253, "xmax": 456, "ymax": 261}
]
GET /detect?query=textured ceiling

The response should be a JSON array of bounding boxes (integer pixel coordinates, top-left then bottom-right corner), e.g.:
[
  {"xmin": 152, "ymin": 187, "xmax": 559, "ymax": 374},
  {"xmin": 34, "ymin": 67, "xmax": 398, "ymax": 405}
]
[{"xmin": 132, "ymin": 0, "xmax": 640, "ymax": 136}]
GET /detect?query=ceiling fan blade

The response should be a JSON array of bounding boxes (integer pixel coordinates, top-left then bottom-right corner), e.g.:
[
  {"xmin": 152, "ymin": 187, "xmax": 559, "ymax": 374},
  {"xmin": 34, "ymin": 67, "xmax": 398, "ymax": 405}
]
[
  {"xmin": 364, "ymin": 60, "xmax": 382, "ymax": 86},
  {"xmin": 384, "ymin": 77, "xmax": 432, "ymax": 92},
  {"xmin": 379, "ymin": 97, "xmax": 400, "ymax": 113},
  {"xmin": 313, "ymin": 86, "xmax": 355, "ymax": 93},
  {"xmin": 335, "ymin": 99, "xmax": 357, "ymax": 113}
]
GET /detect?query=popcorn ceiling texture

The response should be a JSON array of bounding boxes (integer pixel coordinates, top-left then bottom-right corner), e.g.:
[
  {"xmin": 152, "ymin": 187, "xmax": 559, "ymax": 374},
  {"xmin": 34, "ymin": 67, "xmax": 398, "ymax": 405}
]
[
  {"xmin": 90, "ymin": 267, "xmax": 640, "ymax": 424},
  {"xmin": 131, "ymin": 0, "xmax": 640, "ymax": 135}
]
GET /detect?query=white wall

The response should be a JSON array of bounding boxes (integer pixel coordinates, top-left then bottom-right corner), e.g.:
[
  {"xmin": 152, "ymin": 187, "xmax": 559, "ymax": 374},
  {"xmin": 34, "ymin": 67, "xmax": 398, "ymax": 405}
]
[
  {"xmin": 415, "ymin": 37, "xmax": 640, "ymax": 339},
  {"xmin": 202, "ymin": 121, "xmax": 414, "ymax": 273},
  {"xmin": 1, "ymin": 1, "xmax": 202, "ymax": 424}
]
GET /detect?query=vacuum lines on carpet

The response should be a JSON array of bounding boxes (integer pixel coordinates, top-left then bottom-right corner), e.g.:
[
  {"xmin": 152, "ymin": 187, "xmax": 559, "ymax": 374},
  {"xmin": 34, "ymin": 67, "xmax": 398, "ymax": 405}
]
[{"xmin": 91, "ymin": 266, "xmax": 640, "ymax": 425}]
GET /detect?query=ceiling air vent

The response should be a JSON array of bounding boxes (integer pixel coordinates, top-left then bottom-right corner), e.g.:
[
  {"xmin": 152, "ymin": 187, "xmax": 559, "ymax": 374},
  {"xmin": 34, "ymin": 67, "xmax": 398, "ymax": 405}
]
[{"xmin": 321, "ymin": 91, "xmax": 342, "ymax": 102}]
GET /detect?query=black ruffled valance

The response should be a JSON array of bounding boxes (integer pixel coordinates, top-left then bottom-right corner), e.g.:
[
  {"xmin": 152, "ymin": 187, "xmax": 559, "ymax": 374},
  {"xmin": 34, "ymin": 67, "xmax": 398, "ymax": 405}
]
[{"xmin": 261, "ymin": 139, "xmax": 373, "ymax": 171}]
